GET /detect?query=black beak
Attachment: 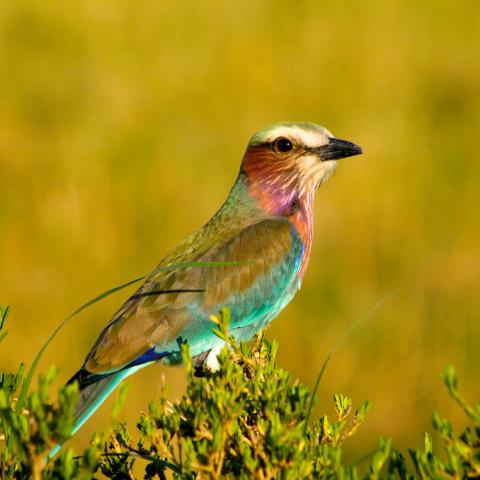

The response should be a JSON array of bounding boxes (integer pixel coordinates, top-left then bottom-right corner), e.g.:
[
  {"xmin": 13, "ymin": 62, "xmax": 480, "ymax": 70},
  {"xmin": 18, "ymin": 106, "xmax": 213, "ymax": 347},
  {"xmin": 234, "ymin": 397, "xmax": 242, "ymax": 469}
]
[{"xmin": 316, "ymin": 137, "xmax": 363, "ymax": 161}]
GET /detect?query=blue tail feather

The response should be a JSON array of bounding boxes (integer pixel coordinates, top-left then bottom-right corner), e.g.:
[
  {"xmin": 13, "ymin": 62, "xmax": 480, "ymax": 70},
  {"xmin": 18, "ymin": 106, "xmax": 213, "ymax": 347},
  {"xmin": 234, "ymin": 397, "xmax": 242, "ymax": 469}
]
[{"xmin": 47, "ymin": 364, "xmax": 147, "ymax": 461}]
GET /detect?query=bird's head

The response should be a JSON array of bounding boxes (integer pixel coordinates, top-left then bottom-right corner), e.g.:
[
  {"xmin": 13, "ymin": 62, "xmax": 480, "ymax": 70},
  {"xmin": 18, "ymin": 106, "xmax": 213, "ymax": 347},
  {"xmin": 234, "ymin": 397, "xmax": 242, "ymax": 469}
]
[{"xmin": 241, "ymin": 122, "xmax": 362, "ymax": 214}]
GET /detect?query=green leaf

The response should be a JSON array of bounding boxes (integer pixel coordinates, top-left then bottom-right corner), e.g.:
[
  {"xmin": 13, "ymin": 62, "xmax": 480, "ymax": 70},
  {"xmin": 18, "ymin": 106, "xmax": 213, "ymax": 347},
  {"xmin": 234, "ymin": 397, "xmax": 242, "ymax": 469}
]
[
  {"xmin": 334, "ymin": 394, "xmax": 352, "ymax": 421},
  {"xmin": 424, "ymin": 432, "xmax": 433, "ymax": 455},
  {"xmin": 370, "ymin": 437, "xmax": 392, "ymax": 475},
  {"xmin": 442, "ymin": 365, "xmax": 458, "ymax": 396},
  {"xmin": 0, "ymin": 305, "xmax": 9, "ymax": 343}
]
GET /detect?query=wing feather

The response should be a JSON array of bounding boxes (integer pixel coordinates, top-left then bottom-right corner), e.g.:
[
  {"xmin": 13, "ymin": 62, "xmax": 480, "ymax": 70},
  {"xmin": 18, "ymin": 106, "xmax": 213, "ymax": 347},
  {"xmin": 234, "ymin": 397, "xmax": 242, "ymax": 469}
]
[{"xmin": 84, "ymin": 218, "xmax": 303, "ymax": 374}]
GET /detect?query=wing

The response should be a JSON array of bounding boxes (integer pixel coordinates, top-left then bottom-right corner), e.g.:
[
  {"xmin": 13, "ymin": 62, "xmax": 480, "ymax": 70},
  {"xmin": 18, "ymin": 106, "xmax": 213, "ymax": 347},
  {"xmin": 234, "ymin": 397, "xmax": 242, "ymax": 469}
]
[{"xmin": 83, "ymin": 218, "xmax": 303, "ymax": 375}]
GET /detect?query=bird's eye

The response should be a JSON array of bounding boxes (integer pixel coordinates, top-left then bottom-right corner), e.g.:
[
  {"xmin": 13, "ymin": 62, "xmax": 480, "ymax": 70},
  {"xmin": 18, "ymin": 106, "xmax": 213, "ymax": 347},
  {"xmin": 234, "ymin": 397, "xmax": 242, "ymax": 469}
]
[{"xmin": 274, "ymin": 137, "xmax": 293, "ymax": 153}]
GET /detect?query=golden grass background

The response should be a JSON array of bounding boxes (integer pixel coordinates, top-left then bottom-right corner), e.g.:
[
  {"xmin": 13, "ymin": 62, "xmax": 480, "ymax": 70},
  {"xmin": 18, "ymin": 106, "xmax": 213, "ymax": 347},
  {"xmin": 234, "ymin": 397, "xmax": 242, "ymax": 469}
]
[{"xmin": 1, "ymin": 0, "xmax": 479, "ymax": 460}]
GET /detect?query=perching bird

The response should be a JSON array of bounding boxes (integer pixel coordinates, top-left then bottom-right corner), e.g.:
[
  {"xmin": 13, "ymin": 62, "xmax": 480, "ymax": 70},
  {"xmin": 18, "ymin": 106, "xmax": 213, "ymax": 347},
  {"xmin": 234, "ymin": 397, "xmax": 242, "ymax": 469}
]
[{"xmin": 58, "ymin": 122, "xmax": 361, "ymax": 453}]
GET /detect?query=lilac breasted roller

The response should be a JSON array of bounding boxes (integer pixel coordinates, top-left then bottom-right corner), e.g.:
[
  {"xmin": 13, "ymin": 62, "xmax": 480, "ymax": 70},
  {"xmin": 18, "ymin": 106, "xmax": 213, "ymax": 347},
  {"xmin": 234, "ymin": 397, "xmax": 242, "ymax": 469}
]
[{"xmin": 56, "ymin": 122, "xmax": 362, "ymax": 453}]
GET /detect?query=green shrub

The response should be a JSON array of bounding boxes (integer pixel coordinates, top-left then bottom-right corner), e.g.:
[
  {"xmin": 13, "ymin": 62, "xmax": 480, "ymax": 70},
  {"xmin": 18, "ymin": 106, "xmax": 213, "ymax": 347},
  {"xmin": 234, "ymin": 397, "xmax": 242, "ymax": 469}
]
[{"xmin": 1, "ymin": 304, "xmax": 479, "ymax": 479}]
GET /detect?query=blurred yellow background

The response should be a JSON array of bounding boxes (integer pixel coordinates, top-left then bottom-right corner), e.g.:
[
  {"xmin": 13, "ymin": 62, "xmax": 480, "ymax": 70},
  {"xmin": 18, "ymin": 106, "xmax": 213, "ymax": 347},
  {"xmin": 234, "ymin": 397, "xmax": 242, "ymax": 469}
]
[{"xmin": 1, "ymin": 0, "xmax": 479, "ymax": 461}]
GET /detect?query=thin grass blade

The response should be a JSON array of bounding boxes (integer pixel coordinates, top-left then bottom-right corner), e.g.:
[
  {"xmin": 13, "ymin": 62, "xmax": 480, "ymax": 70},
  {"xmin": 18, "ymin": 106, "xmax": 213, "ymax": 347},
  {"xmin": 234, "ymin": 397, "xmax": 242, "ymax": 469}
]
[
  {"xmin": 303, "ymin": 288, "xmax": 406, "ymax": 433},
  {"xmin": 16, "ymin": 260, "xmax": 253, "ymax": 412}
]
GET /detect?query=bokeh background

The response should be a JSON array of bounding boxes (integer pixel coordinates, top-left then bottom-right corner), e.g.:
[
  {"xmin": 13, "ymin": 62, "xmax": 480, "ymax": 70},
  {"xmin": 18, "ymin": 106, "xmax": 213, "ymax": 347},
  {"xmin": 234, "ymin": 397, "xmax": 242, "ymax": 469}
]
[{"xmin": 1, "ymin": 0, "xmax": 479, "ymax": 462}]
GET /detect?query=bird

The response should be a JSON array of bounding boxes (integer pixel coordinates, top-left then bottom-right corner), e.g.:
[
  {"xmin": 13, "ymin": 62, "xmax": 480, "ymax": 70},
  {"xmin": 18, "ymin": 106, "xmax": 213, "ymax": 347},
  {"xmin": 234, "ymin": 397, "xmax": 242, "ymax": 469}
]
[{"xmin": 54, "ymin": 121, "xmax": 361, "ymax": 455}]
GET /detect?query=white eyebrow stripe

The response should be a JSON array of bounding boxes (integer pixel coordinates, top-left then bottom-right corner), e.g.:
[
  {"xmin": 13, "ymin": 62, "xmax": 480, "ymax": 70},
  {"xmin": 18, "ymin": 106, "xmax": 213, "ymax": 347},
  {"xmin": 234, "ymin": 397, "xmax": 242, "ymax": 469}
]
[{"xmin": 262, "ymin": 126, "xmax": 331, "ymax": 148}]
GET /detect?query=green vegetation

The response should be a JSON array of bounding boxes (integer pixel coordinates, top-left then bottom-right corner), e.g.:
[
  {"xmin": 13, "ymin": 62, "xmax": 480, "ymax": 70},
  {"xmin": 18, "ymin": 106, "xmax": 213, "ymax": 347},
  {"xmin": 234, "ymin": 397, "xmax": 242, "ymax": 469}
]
[{"xmin": 1, "ymin": 305, "xmax": 479, "ymax": 479}]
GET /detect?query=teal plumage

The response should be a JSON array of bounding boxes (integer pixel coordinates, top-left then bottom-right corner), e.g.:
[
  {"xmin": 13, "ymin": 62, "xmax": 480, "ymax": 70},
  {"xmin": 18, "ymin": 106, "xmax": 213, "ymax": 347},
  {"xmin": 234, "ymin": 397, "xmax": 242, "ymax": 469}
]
[{"xmin": 51, "ymin": 122, "xmax": 361, "ymax": 457}]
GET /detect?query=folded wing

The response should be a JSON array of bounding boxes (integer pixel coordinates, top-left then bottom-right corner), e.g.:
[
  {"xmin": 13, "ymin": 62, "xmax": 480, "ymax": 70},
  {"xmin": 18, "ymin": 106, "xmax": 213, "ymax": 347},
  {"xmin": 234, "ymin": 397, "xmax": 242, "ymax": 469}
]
[{"xmin": 82, "ymin": 217, "xmax": 303, "ymax": 377}]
